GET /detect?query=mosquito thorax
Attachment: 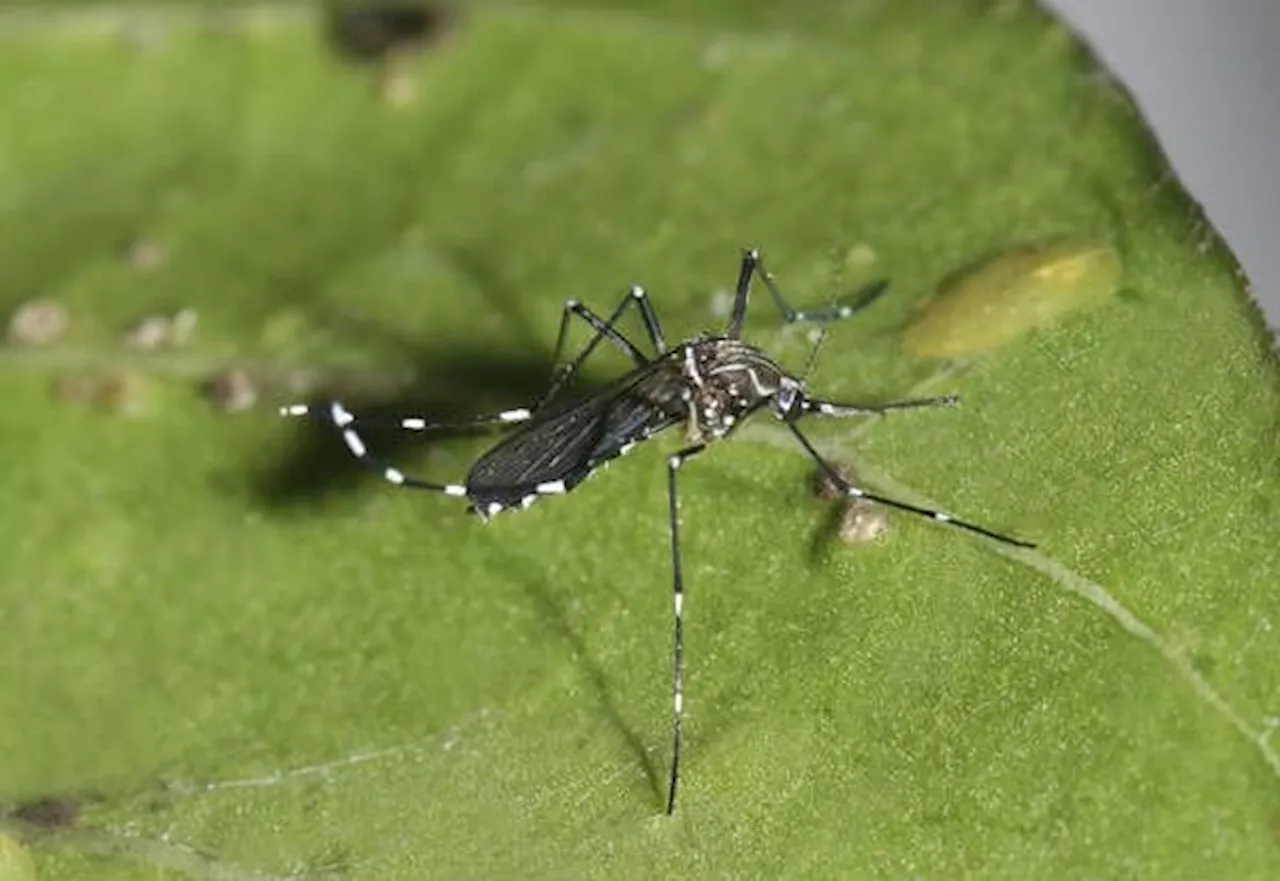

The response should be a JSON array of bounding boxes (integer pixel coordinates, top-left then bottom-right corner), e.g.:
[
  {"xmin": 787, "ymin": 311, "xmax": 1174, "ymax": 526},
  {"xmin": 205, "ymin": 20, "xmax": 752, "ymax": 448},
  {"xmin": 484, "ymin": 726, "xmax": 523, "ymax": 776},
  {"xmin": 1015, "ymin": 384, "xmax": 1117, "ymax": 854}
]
[{"xmin": 679, "ymin": 336, "xmax": 798, "ymax": 443}]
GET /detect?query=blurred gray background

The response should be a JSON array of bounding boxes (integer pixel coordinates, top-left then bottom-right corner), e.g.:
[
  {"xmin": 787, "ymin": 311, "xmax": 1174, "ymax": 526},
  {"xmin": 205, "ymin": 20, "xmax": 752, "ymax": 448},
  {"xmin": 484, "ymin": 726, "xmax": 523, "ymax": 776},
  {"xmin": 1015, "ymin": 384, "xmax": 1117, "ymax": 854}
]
[{"xmin": 1047, "ymin": 0, "xmax": 1280, "ymax": 338}]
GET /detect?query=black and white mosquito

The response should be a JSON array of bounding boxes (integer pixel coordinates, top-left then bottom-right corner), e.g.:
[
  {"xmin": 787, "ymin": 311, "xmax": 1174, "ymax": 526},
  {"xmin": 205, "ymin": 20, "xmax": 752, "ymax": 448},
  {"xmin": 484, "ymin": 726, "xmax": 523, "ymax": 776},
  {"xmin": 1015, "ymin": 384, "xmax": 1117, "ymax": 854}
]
[{"xmin": 281, "ymin": 248, "xmax": 1034, "ymax": 815}]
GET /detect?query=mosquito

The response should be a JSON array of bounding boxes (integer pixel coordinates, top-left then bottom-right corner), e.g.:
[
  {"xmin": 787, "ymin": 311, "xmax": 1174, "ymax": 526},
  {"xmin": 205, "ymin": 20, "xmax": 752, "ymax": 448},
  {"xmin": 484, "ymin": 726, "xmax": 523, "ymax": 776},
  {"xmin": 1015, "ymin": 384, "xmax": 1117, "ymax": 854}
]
[{"xmin": 280, "ymin": 248, "xmax": 1034, "ymax": 815}]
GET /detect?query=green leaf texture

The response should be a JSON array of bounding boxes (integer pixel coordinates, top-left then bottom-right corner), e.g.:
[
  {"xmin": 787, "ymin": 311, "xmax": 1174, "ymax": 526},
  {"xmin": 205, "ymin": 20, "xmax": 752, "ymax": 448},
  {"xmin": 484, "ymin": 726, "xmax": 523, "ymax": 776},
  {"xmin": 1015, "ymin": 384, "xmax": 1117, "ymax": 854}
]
[{"xmin": 1, "ymin": 2, "xmax": 1277, "ymax": 878}]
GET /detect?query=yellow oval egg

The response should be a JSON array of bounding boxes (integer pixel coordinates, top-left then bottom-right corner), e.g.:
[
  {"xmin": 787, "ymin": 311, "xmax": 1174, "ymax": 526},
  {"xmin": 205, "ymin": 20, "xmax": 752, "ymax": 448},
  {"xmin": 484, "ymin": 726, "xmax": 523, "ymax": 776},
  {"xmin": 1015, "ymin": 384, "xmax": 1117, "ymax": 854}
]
[{"xmin": 903, "ymin": 240, "xmax": 1122, "ymax": 360}]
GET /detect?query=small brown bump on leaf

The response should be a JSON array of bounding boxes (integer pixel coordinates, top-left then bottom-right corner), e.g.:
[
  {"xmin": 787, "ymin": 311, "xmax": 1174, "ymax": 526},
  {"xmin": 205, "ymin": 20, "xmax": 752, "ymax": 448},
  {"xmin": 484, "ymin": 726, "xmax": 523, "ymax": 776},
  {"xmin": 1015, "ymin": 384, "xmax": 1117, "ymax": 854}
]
[
  {"xmin": 811, "ymin": 462, "xmax": 891, "ymax": 545},
  {"xmin": 6, "ymin": 299, "xmax": 69, "ymax": 347},
  {"xmin": 206, "ymin": 368, "xmax": 259, "ymax": 413},
  {"xmin": 12, "ymin": 795, "xmax": 80, "ymax": 829},
  {"xmin": 837, "ymin": 499, "xmax": 890, "ymax": 545}
]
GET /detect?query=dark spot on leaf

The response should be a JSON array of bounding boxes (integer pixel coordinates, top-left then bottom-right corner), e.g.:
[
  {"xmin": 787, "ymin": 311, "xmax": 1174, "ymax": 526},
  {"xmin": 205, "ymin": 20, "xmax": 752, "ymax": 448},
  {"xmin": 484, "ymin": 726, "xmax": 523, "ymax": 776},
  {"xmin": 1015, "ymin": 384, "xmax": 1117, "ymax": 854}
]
[
  {"xmin": 509, "ymin": 549, "xmax": 662, "ymax": 806},
  {"xmin": 810, "ymin": 461, "xmax": 854, "ymax": 503},
  {"xmin": 327, "ymin": 2, "xmax": 461, "ymax": 61},
  {"xmin": 1116, "ymin": 286, "xmax": 1145, "ymax": 305},
  {"xmin": 12, "ymin": 795, "xmax": 80, "ymax": 829},
  {"xmin": 258, "ymin": 345, "xmax": 586, "ymax": 509},
  {"xmin": 257, "ymin": 241, "xmax": 624, "ymax": 509}
]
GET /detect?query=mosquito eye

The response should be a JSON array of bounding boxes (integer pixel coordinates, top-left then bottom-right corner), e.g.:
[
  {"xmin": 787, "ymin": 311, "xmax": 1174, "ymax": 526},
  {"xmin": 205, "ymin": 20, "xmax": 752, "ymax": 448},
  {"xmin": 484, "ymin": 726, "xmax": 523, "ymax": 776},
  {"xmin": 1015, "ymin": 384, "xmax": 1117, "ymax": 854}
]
[{"xmin": 775, "ymin": 386, "xmax": 796, "ymax": 413}]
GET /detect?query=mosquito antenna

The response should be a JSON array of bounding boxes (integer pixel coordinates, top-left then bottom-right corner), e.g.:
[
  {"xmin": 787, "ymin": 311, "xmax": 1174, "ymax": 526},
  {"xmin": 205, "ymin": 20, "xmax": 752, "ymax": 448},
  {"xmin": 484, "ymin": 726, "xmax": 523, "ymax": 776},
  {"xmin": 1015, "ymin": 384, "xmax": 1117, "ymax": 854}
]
[
  {"xmin": 800, "ymin": 327, "xmax": 828, "ymax": 381},
  {"xmin": 796, "ymin": 276, "xmax": 892, "ymax": 383}
]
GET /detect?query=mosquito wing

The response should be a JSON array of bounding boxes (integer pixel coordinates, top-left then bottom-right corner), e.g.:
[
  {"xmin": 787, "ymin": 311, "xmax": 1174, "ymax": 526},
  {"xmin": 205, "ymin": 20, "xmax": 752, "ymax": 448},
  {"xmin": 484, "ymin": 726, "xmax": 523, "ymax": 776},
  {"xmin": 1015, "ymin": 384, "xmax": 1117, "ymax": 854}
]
[{"xmin": 466, "ymin": 357, "xmax": 687, "ymax": 505}]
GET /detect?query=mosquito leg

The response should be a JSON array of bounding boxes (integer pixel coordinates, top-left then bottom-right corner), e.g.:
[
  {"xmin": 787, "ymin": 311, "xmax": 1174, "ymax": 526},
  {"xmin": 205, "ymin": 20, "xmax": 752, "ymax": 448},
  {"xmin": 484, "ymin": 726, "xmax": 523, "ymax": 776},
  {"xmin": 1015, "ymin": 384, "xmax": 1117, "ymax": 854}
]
[
  {"xmin": 786, "ymin": 422, "xmax": 1035, "ymax": 548},
  {"xmin": 801, "ymin": 394, "xmax": 961, "ymax": 418},
  {"xmin": 555, "ymin": 284, "xmax": 668, "ymax": 358},
  {"xmin": 280, "ymin": 401, "xmax": 478, "ymax": 497},
  {"xmin": 629, "ymin": 286, "xmax": 669, "ymax": 356},
  {"xmin": 283, "ymin": 401, "xmax": 621, "ymax": 519},
  {"xmin": 279, "ymin": 402, "xmax": 536, "ymax": 433},
  {"xmin": 757, "ymin": 250, "xmax": 889, "ymax": 325},
  {"xmin": 727, "ymin": 248, "xmax": 889, "ymax": 338},
  {"xmin": 549, "ymin": 296, "xmax": 646, "ymax": 370},
  {"xmin": 665, "ymin": 442, "xmax": 708, "ymax": 815},
  {"xmin": 541, "ymin": 285, "xmax": 669, "ymax": 408}
]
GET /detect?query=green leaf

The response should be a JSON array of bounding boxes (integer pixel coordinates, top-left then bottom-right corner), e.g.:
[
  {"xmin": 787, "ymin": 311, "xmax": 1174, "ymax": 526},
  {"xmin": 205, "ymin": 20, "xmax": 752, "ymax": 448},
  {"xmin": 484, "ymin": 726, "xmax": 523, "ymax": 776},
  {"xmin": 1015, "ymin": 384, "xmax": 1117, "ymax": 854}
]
[{"xmin": 2, "ymin": 2, "xmax": 1277, "ymax": 878}]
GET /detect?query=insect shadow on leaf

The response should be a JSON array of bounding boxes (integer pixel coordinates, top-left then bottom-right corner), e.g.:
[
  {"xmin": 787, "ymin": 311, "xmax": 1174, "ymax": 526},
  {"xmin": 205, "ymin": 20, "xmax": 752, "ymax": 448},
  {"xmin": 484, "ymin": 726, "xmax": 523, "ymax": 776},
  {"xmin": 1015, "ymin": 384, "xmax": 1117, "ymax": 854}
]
[
  {"xmin": 258, "ymin": 239, "xmax": 621, "ymax": 507},
  {"xmin": 3, "ymin": 793, "xmax": 85, "ymax": 831},
  {"xmin": 491, "ymin": 544, "xmax": 664, "ymax": 804},
  {"xmin": 259, "ymin": 343, "xmax": 619, "ymax": 509}
]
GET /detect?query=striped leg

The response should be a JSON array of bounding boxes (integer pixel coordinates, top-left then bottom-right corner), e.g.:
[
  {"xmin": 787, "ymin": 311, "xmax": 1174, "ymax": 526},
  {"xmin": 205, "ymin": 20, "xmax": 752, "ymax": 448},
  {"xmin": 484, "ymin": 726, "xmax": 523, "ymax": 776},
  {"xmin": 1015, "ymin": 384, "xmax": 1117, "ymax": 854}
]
[
  {"xmin": 280, "ymin": 401, "xmax": 536, "ymax": 434},
  {"xmin": 665, "ymin": 442, "xmax": 707, "ymax": 815},
  {"xmin": 541, "ymin": 285, "xmax": 669, "ymax": 408},
  {"xmin": 279, "ymin": 289, "xmax": 669, "ymax": 505},
  {"xmin": 278, "ymin": 401, "xmax": 533, "ymax": 496},
  {"xmin": 786, "ymin": 422, "xmax": 1035, "ymax": 548},
  {"xmin": 800, "ymin": 394, "xmax": 960, "ymax": 418},
  {"xmin": 727, "ymin": 247, "xmax": 889, "ymax": 339}
]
